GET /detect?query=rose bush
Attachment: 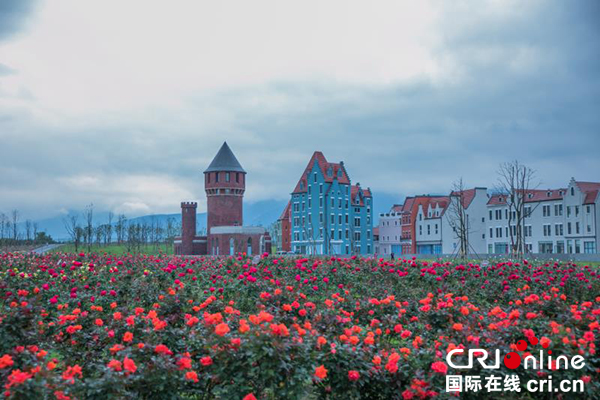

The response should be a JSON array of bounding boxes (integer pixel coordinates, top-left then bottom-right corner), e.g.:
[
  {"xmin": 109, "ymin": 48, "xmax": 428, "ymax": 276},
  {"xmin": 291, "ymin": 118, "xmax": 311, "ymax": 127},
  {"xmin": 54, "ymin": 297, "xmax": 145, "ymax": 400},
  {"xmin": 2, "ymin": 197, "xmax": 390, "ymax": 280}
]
[{"xmin": 0, "ymin": 251, "xmax": 599, "ymax": 399}]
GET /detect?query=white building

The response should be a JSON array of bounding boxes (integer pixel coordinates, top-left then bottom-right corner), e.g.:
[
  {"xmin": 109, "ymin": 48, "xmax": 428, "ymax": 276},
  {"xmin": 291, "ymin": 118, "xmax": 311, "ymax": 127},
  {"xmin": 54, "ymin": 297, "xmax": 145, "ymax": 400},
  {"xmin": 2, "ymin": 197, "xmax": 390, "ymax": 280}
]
[
  {"xmin": 376, "ymin": 205, "xmax": 403, "ymax": 256},
  {"xmin": 441, "ymin": 188, "xmax": 489, "ymax": 255},
  {"xmin": 485, "ymin": 179, "xmax": 599, "ymax": 254}
]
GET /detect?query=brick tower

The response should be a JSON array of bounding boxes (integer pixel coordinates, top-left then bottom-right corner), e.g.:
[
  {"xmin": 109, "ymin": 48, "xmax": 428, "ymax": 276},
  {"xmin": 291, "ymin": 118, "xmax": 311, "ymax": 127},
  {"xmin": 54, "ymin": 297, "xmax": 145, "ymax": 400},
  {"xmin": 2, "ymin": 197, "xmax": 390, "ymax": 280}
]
[
  {"xmin": 204, "ymin": 142, "xmax": 246, "ymax": 234},
  {"xmin": 180, "ymin": 202, "xmax": 197, "ymax": 254}
]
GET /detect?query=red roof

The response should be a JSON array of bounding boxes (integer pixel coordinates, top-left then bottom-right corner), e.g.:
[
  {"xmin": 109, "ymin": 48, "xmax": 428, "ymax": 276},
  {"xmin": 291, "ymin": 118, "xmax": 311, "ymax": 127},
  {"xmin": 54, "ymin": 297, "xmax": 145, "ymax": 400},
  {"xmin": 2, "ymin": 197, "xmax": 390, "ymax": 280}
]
[
  {"xmin": 422, "ymin": 196, "xmax": 450, "ymax": 218},
  {"xmin": 292, "ymin": 151, "xmax": 351, "ymax": 194},
  {"xmin": 278, "ymin": 200, "xmax": 291, "ymax": 221},
  {"xmin": 450, "ymin": 188, "xmax": 477, "ymax": 209},
  {"xmin": 575, "ymin": 181, "xmax": 600, "ymax": 204},
  {"xmin": 351, "ymin": 185, "xmax": 372, "ymax": 206},
  {"xmin": 487, "ymin": 188, "xmax": 566, "ymax": 205}
]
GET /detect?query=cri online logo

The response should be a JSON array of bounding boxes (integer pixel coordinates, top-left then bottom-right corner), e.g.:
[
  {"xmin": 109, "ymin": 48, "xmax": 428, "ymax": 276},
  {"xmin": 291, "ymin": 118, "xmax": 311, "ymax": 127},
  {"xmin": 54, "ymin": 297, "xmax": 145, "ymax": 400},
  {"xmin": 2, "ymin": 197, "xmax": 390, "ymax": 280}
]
[{"xmin": 446, "ymin": 333, "xmax": 586, "ymax": 371}]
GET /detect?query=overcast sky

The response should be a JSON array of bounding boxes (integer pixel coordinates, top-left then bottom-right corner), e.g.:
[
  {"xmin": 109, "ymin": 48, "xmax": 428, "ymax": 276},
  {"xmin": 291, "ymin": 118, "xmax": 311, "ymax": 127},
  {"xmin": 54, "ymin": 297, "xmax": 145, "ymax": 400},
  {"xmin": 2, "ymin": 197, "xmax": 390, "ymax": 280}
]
[{"xmin": 1, "ymin": 0, "xmax": 599, "ymax": 220}]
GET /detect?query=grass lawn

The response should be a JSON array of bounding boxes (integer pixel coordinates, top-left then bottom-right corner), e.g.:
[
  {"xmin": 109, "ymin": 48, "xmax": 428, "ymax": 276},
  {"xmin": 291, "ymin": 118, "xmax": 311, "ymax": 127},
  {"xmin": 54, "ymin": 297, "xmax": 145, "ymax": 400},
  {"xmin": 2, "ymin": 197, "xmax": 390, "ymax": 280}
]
[{"xmin": 50, "ymin": 243, "xmax": 174, "ymax": 256}]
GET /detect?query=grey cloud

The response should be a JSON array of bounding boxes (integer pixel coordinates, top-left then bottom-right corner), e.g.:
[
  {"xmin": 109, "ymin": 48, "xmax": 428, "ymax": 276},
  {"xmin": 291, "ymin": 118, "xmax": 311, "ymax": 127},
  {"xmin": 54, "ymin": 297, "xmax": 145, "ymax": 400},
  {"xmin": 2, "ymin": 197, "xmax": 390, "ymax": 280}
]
[
  {"xmin": 0, "ymin": 0, "xmax": 599, "ymax": 221},
  {"xmin": 0, "ymin": 0, "xmax": 38, "ymax": 41},
  {"xmin": 0, "ymin": 63, "xmax": 16, "ymax": 76}
]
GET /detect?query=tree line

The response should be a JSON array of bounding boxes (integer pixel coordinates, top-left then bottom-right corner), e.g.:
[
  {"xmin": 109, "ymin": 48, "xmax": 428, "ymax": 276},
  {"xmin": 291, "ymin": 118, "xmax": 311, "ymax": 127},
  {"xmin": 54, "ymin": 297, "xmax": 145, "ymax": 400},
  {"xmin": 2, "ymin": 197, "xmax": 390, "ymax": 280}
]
[
  {"xmin": 63, "ymin": 204, "xmax": 181, "ymax": 253},
  {"xmin": 0, "ymin": 210, "xmax": 54, "ymax": 246}
]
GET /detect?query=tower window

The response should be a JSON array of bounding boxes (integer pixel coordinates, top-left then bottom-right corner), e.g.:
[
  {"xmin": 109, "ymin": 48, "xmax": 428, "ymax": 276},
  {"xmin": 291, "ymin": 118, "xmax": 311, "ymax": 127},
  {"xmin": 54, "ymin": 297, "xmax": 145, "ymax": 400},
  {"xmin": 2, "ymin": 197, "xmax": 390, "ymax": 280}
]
[
  {"xmin": 236, "ymin": 173, "xmax": 239, "ymax": 183},
  {"xmin": 226, "ymin": 172, "xmax": 230, "ymax": 182},
  {"xmin": 207, "ymin": 173, "xmax": 210, "ymax": 183},
  {"xmin": 215, "ymin": 172, "xmax": 219, "ymax": 183}
]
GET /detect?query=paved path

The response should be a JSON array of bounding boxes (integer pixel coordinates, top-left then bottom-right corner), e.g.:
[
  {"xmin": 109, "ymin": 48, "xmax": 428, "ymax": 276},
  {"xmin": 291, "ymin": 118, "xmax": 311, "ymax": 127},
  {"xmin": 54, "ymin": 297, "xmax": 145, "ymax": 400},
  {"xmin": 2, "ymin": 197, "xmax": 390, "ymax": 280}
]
[{"xmin": 32, "ymin": 244, "xmax": 63, "ymax": 254}]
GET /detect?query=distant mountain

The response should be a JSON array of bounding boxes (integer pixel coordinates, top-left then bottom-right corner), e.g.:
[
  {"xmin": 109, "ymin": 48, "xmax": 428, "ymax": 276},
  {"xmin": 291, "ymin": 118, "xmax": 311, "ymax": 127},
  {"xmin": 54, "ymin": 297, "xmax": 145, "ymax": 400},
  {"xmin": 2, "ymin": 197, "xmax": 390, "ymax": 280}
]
[
  {"xmin": 21, "ymin": 200, "xmax": 290, "ymax": 241},
  {"xmin": 18, "ymin": 193, "xmax": 399, "ymax": 241}
]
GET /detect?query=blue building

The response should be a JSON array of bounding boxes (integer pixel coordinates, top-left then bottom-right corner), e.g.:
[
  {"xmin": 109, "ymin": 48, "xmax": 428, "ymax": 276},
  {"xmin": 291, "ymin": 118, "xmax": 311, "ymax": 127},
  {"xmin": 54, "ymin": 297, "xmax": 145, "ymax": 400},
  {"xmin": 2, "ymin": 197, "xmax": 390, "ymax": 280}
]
[{"xmin": 290, "ymin": 151, "xmax": 373, "ymax": 255}]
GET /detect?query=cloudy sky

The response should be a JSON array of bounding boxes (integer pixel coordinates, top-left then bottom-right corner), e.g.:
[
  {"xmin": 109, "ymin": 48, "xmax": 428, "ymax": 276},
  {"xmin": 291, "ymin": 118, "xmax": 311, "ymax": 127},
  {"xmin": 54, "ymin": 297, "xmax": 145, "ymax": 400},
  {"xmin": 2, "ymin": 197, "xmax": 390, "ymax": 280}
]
[{"xmin": 1, "ymin": 0, "xmax": 599, "ymax": 220}]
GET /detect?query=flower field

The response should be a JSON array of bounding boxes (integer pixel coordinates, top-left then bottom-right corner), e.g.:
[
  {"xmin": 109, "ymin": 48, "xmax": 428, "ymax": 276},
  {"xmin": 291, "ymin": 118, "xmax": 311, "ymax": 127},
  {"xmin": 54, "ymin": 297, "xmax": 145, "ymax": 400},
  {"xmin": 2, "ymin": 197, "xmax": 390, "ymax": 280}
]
[{"xmin": 1, "ymin": 252, "xmax": 599, "ymax": 399}]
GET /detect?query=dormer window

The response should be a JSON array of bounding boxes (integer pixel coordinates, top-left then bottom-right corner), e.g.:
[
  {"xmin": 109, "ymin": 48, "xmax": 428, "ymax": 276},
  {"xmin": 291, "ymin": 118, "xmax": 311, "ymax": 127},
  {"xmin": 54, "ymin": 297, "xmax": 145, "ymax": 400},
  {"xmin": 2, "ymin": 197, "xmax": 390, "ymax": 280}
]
[
  {"xmin": 547, "ymin": 191, "xmax": 551, "ymax": 197},
  {"xmin": 528, "ymin": 193, "xmax": 533, "ymax": 199},
  {"xmin": 327, "ymin": 167, "xmax": 333, "ymax": 176}
]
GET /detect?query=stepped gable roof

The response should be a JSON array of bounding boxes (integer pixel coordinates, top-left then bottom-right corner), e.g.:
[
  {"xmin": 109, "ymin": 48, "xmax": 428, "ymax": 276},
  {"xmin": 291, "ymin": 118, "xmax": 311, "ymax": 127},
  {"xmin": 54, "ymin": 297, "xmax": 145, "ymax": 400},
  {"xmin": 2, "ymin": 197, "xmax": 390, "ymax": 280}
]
[
  {"xmin": 575, "ymin": 181, "xmax": 600, "ymax": 204},
  {"xmin": 351, "ymin": 184, "xmax": 372, "ymax": 206},
  {"xmin": 292, "ymin": 151, "xmax": 351, "ymax": 194},
  {"xmin": 204, "ymin": 142, "xmax": 246, "ymax": 173}
]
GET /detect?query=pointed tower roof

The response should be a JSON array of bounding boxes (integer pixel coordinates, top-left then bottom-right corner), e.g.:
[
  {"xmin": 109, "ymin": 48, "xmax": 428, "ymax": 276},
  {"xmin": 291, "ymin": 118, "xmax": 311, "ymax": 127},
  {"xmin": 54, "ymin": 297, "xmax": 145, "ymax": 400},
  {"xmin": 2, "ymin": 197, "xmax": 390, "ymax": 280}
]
[{"xmin": 204, "ymin": 142, "xmax": 246, "ymax": 173}]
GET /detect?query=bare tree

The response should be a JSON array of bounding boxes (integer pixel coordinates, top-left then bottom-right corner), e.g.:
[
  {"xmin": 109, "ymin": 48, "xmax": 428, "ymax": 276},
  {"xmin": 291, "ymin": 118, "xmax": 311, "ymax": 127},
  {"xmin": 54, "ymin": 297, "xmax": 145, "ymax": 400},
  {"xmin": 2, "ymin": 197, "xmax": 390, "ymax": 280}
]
[
  {"xmin": 95, "ymin": 225, "xmax": 104, "ymax": 246},
  {"xmin": 64, "ymin": 215, "xmax": 82, "ymax": 252},
  {"xmin": 496, "ymin": 161, "xmax": 540, "ymax": 257},
  {"xmin": 25, "ymin": 220, "xmax": 32, "ymax": 242},
  {"xmin": 11, "ymin": 210, "xmax": 19, "ymax": 241},
  {"xmin": 106, "ymin": 212, "xmax": 114, "ymax": 245},
  {"xmin": 0, "ymin": 212, "xmax": 7, "ymax": 240},
  {"xmin": 300, "ymin": 213, "xmax": 318, "ymax": 255},
  {"xmin": 116, "ymin": 214, "xmax": 127, "ymax": 244},
  {"xmin": 33, "ymin": 222, "xmax": 39, "ymax": 244},
  {"xmin": 84, "ymin": 203, "xmax": 94, "ymax": 252},
  {"xmin": 447, "ymin": 178, "xmax": 470, "ymax": 259}
]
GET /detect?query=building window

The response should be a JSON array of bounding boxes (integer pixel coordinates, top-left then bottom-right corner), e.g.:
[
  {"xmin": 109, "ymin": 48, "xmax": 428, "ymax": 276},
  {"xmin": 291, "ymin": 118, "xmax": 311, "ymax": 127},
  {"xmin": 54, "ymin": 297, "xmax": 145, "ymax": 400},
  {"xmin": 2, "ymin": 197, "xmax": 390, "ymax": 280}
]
[
  {"xmin": 543, "ymin": 205, "xmax": 550, "ymax": 217},
  {"xmin": 215, "ymin": 172, "xmax": 219, "ymax": 183},
  {"xmin": 490, "ymin": 227, "xmax": 493, "ymax": 238},
  {"xmin": 435, "ymin": 224, "xmax": 438, "ymax": 234},
  {"xmin": 576, "ymin": 222, "xmax": 580, "ymax": 234},
  {"xmin": 567, "ymin": 222, "xmax": 572, "ymax": 235},
  {"xmin": 575, "ymin": 206, "xmax": 579, "ymax": 217},
  {"xmin": 207, "ymin": 173, "xmax": 211, "ymax": 183},
  {"xmin": 587, "ymin": 224, "xmax": 592, "ymax": 233},
  {"xmin": 419, "ymin": 226, "xmax": 422, "ymax": 235},
  {"xmin": 427, "ymin": 225, "xmax": 430, "ymax": 235},
  {"xmin": 567, "ymin": 206, "xmax": 571, "ymax": 217},
  {"xmin": 525, "ymin": 206, "xmax": 532, "ymax": 218},
  {"xmin": 555, "ymin": 204, "xmax": 563, "ymax": 216},
  {"xmin": 314, "ymin": 172, "xmax": 317, "ymax": 183},
  {"xmin": 543, "ymin": 224, "xmax": 551, "ymax": 237},
  {"xmin": 586, "ymin": 205, "xmax": 591, "ymax": 214},
  {"xmin": 555, "ymin": 224, "xmax": 563, "ymax": 236},
  {"xmin": 236, "ymin": 173, "xmax": 240, "ymax": 183},
  {"xmin": 571, "ymin": 187, "xmax": 574, "ymax": 196},
  {"xmin": 575, "ymin": 240, "xmax": 581, "ymax": 253},
  {"xmin": 584, "ymin": 241, "xmax": 596, "ymax": 254},
  {"xmin": 354, "ymin": 217, "xmax": 361, "ymax": 227},
  {"xmin": 489, "ymin": 210, "xmax": 493, "ymax": 220},
  {"xmin": 226, "ymin": 172, "xmax": 230, "ymax": 182}
]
